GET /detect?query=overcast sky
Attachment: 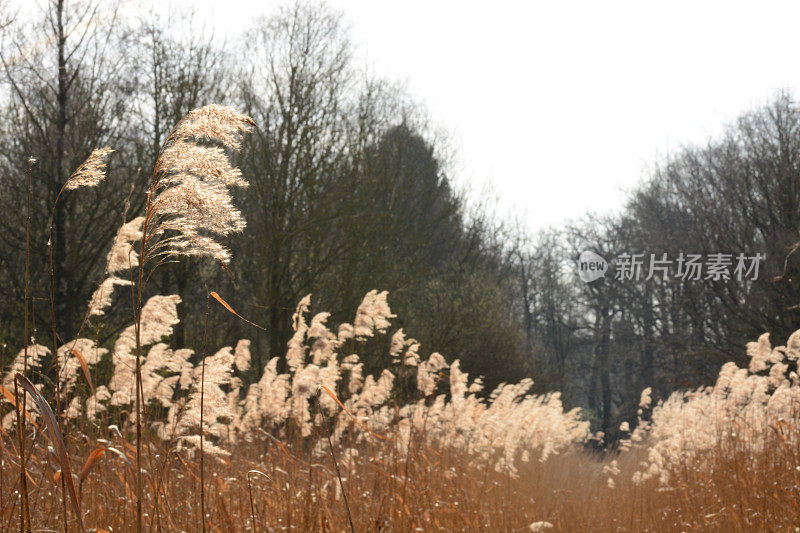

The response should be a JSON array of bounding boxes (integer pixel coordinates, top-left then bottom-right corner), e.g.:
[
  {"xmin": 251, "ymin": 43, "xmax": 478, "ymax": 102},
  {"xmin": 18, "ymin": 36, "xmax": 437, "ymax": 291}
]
[{"xmin": 192, "ymin": 0, "xmax": 800, "ymax": 232}]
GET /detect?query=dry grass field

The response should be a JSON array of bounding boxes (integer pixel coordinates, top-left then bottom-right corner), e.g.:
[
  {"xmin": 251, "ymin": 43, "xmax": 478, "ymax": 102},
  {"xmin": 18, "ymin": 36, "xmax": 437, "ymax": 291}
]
[{"xmin": 1, "ymin": 104, "xmax": 798, "ymax": 533}]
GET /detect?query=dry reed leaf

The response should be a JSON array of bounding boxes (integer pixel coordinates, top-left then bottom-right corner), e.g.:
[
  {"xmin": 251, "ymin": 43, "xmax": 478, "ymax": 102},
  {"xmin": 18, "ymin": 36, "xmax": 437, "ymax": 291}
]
[
  {"xmin": 210, "ymin": 291, "xmax": 266, "ymax": 330},
  {"xmin": 175, "ymin": 452, "xmax": 201, "ymax": 482},
  {"xmin": 2, "ymin": 451, "xmax": 20, "ymax": 469},
  {"xmin": 109, "ymin": 431, "xmax": 136, "ymax": 456},
  {"xmin": 0, "ymin": 384, "xmax": 39, "ymax": 429},
  {"xmin": 113, "ymin": 470, "xmax": 129, "ymax": 493},
  {"xmin": 25, "ymin": 469, "xmax": 39, "ymax": 488},
  {"xmin": 71, "ymin": 349, "xmax": 95, "ymax": 396},
  {"xmin": 216, "ymin": 477, "xmax": 235, "ymax": 529},
  {"xmin": 425, "ymin": 445, "xmax": 442, "ymax": 458},
  {"xmin": 52, "ymin": 469, "xmax": 79, "ymax": 489},
  {"xmin": 370, "ymin": 463, "xmax": 391, "ymax": 479},
  {"xmin": 0, "ymin": 422, "xmax": 17, "ymax": 455},
  {"xmin": 257, "ymin": 429, "xmax": 295, "ymax": 462},
  {"xmin": 247, "ymin": 469, "xmax": 272, "ymax": 483},
  {"xmin": 105, "ymin": 446, "xmax": 132, "ymax": 468},
  {"xmin": 14, "ymin": 373, "xmax": 85, "ymax": 532},
  {"xmin": 80, "ymin": 447, "xmax": 106, "ymax": 481},
  {"xmin": 402, "ymin": 501, "xmax": 413, "ymax": 520}
]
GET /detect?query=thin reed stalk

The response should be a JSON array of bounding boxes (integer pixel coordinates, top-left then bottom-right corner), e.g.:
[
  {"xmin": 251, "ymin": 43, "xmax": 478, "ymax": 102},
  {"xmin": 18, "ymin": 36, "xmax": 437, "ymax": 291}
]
[
  {"xmin": 246, "ymin": 473, "xmax": 257, "ymax": 533},
  {"xmin": 200, "ymin": 294, "xmax": 210, "ymax": 532},
  {"xmin": 132, "ymin": 168, "xmax": 157, "ymax": 533},
  {"xmin": 134, "ymin": 280, "xmax": 143, "ymax": 533},
  {"xmin": 128, "ymin": 104, "xmax": 252, "ymax": 531},
  {"xmin": 48, "ymin": 178, "xmax": 68, "ymax": 533},
  {"xmin": 318, "ymin": 404, "xmax": 355, "ymax": 533},
  {"xmin": 13, "ymin": 379, "xmax": 27, "ymax": 533},
  {"xmin": 16, "ymin": 159, "xmax": 35, "ymax": 533}
]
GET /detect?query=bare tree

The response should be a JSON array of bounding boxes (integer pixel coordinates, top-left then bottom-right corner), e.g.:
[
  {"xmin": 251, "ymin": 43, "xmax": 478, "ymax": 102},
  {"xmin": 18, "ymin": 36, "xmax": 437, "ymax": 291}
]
[
  {"xmin": 236, "ymin": 1, "xmax": 355, "ymax": 365},
  {"xmin": 0, "ymin": 0, "xmax": 133, "ymax": 342}
]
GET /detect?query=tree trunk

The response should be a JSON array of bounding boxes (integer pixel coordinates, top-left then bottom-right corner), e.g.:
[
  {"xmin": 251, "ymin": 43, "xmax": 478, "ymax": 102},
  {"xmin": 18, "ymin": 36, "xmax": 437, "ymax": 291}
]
[
  {"xmin": 641, "ymin": 285, "xmax": 655, "ymax": 389},
  {"xmin": 53, "ymin": 0, "xmax": 71, "ymax": 342}
]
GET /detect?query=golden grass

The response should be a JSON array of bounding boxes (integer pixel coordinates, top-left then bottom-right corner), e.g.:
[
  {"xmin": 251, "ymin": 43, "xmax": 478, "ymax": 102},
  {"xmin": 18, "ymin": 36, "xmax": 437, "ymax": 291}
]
[
  {"xmin": 5, "ymin": 103, "xmax": 796, "ymax": 532},
  {"xmin": 1, "ymin": 423, "xmax": 798, "ymax": 532}
]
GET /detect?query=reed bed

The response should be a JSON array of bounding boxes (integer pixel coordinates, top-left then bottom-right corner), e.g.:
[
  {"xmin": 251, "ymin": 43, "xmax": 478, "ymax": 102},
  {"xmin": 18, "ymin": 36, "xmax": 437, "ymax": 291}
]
[
  {"xmin": 0, "ymin": 416, "xmax": 797, "ymax": 531},
  {"xmin": 1, "ymin": 104, "xmax": 798, "ymax": 532}
]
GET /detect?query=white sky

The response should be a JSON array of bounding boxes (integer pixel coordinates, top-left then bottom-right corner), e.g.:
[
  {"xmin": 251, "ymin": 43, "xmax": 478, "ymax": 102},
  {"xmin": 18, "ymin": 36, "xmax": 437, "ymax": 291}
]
[{"xmin": 190, "ymin": 0, "xmax": 800, "ymax": 232}]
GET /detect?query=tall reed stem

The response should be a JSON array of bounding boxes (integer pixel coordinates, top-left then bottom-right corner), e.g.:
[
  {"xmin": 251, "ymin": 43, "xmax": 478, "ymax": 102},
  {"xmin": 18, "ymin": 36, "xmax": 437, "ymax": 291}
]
[
  {"xmin": 134, "ymin": 240, "xmax": 145, "ymax": 533},
  {"xmin": 133, "ymin": 196, "xmax": 152, "ymax": 533},
  {"xmin": 200, "ymin": 295, "xmax": 210, "ymax": 532},
  {"xmin": 16, "ymin": 160, "xmax": 34, "ymax": 533},
  {"xmin": 319, "ymin": 405, "xmax": 355, "ymax": 533},
  {"xmin": 13, "ymin": 379, "xmax": 26, "ymax": 533},
  {"xmin": 247, "ymin": 473, "xmax": 257, "ymax": 533},
  {"xmin": 48, "ymin": 182, "xmax": 69, "ymax": 533}
]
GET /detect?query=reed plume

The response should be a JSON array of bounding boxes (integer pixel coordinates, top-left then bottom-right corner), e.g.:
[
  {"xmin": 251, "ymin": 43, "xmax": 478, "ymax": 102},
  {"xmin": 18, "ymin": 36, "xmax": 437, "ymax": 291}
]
[
  {"xmin": 63, "ymin": 147, "xmax": 114, "ymax": 191},
  {"xmin": 144, "ymin": 104, "xmax": 255, "ymax": 265},
  {"xmin": 127, "ymin": 104, "xmax": 254, "ymax": 532}
]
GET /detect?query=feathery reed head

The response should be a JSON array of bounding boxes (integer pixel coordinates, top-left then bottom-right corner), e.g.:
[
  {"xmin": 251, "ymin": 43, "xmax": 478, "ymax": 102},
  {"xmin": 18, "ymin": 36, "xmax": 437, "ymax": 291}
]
[
  {"xmin": 64, "ymin": 147, "xmax": 114, "ymax": 190},
  {"xmin": 106, "ymin": 217, "xmax": 145, "ymax": 274},
  {"xmin": 168, "ymin": 103, "xmax": 255, "ymax": 151},
  {"xmin": 148, "ymin": 104, "xmax": 255, "ymax": 265}
]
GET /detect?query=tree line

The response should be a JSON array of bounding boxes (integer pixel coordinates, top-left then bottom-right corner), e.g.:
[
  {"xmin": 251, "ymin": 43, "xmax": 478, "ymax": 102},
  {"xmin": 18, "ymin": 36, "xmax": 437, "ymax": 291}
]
[
  {"xmin": 518, "ymin": 95, "xmax": 800, "ymax": 437},
  {"xmin": 0, "ymin": 0, "xmax": 798, "ymax": 440},
  {"xmin": 0, "ymin": 0, "xmax": 531, "ymax": 397}
]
